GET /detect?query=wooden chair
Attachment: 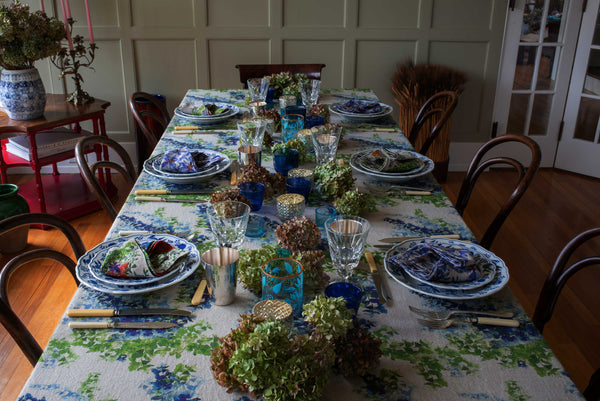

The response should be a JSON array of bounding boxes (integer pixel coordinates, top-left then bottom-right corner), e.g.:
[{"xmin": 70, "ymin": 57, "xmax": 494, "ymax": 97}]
[
  {"xmin": 455, "ymin": 134, "xmax": 541, "ymax": 249},
  {"xmin": 128, "ymin": 92, "xmax": 170, "ymax": 171},
  {"xmin": 408, "ymin": 91, "xmax": 459, "ymax": 155},
  {"xmin": 532, "ymin": 227, "xmax": 600, "ymax": 401},
  {"xmin": 75, "ymin": 136, "xmax": 137, "ymax": 221},
  {"xmin": 0, "ymin": 213, "xmax": 84, "ymax": 366},
  {"xmin": 235, "ymin": 64, "xmax": 326, "ymax": 88}
]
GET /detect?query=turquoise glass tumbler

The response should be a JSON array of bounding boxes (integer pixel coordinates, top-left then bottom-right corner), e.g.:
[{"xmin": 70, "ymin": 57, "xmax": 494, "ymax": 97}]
[
  {"xmin": 261, "ymin": 257, "xmax": 304, "ymax": 315},
  {"xmin": 281, "ymin": 114, "xmax": 304, "ymax": 142}
]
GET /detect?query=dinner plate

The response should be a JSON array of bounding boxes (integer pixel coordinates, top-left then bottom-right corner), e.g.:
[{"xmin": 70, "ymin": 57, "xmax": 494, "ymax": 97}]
[
  {"xmin": 149, "ymin": 152, "xmax": 224, "ymax": 178},
  {"xmin": 387, "ymin": 238, "xmax": 497, "ymax": 291},
  {"xmin": 358, "ymin": 149, "xmax": 426, "ymax": 176},
  {"xmin": 350, "ymin": 150, "xmax": 434, "ymax": 183},
  {"xmin": 76, "ymin": 234, "xmax": 201, "ymax": 294},
  {"xmin": 328, "ymin": 102, "xmax": 393, "ymax": 122},
  {"xmin": 384, "ymin": 238, "xmax": 509, "ymax": 300},
  {"xmin": 174, "ymin": 102, "xmax": 239, "ymax": 124},
  {"xmin": 143, "ymin": 150, "xmax": 230, "ymax": 184}
]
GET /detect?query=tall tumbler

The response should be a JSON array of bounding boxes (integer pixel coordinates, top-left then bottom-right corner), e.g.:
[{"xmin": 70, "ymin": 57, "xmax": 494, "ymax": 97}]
[
  {"xmin": 201, "ymin": 247, "xmax": 239, "ymax": 306},
  {"xmin": 261, "ymin": 257, "xmax": 304, "ymax": 315}
]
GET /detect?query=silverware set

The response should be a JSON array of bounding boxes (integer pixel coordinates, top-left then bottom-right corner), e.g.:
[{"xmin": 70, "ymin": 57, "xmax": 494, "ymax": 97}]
[
  {"xmin": 409, "ymin": 305, "xmax": 519, "ymax": 329},
  {"xmin": 67, "ymin": 308, "xmax": 192, "ymax": 330},
  {"xmin": 364, "ymin": 182, "xmax": 434, "ymax": 196}
]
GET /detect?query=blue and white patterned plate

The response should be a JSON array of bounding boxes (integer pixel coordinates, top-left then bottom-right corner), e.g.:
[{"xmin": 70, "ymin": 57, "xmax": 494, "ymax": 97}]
[
  {"xmin": 143, "ymin": 150, "xmax": 230, "ymax": 184},
  {"xmin": 384, "ymin": 238, "xmax": 509, "ymax": 300},
  {"xmin": 387, "ymin": 238, "xmax": 497, "ymax": 290},
  {"xmin": 350, "ymin": 150, "xmax": 434, "ymax": 183},
  {"xmin": 76, "ymin": 234, "xmax": 201, "ymax": 295},
  {"xmin": 174, "ymin": 101, "xmax": 239, "ymax": 125},
  {"xmin": 329, "ymin": 102, "xmax": 392, "ymax": 122}
]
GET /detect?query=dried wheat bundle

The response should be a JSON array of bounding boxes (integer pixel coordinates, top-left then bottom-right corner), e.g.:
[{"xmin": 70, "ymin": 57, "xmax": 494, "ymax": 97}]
[{"xmin": 392, "ymin": 61, "xmax": 467, "ymax": 104}]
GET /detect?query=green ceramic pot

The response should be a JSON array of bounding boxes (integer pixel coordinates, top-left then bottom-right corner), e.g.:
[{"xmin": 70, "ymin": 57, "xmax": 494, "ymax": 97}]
[{"xmin": 0, "ymin": 184, "xmax": 30, "ymax": 253}]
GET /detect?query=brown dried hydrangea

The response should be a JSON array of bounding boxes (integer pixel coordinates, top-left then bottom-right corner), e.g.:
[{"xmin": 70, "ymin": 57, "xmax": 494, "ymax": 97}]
[
  {"xmin": 210, "ymin": 188, "xmax": 251, "ymax": 208},
  {"xmin": 293, "ymin": 250, "xmax": 329, "ymax": 288},
  {"xmin": 256, "ymin": 107, "xmax": 281, "ymax": 125},
  {"xmin": 307, "ymin": 104, "xmax": 330, "ymax": 122},
  {"xmin": 275, "ymin": 216, "xmax": 321, "ymax": 253},
  {"xmin": 238, "ymin": 160, "xmax": 285, "ymax": 199}
]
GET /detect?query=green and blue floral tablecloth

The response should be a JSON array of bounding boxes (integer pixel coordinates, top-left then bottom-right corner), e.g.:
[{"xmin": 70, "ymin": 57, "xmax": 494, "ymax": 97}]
[{"xmin": 18, "ymin": 89, "xmax": 583, "ymax": 401}]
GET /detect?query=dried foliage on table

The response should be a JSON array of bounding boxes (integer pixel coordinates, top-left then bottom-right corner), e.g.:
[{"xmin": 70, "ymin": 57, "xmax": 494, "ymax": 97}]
[{"xmin": 238, "ymin": 160, "xmax": 286, "ymax": 199}]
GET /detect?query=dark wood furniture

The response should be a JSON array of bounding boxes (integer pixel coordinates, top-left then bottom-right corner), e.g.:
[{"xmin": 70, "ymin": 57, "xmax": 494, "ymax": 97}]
[
  {"xmin": 455, "ymin": 134, "xmax": 541, "ymax": 249},
  {"xmin": 128, "ymin": 92, "xmax": 170, "ymax": 172},
  {"xmin": 0, "ymin": 213, "xmax": 84, "ymax": 366},
  {"xmin": 76, "ymin": 136, "xmax": 137, "ymax": 221},
  {"xmin": 408, "ymin": 91, "xmax": 459, "ymax": 155},
  {"xmin": 0, "ymin": 94, "xmax": 112, "ymax": 220},
  {"xmin": 235, "ymin": 64, "xmax": 326, "ymax": 88}
]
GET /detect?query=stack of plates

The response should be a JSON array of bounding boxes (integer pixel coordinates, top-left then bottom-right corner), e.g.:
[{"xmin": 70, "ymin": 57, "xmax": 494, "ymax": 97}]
[
  {"xmin": 174, "ymin": 101, "xmax": 239, "ymax": 124},
  {"xmin": 350, "ymin": 149, "xmax": 433, "ymax": 182},
  {"xmin": 143, "ymin": 150, "xmax": 230, "ymax": 184},
  {"xmin": 76, "ymin": 233, "xmax": 201, "ymax": 295},
  {"xmin": 383, "ymin": 238, "xmax": 509, "ymax": 300},
  {"xmin": 329, "ymin": 101, "xmax": 392, "ymax": 122}
]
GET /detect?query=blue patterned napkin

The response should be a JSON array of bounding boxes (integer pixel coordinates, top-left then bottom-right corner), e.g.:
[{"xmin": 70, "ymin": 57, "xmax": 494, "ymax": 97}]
[
  {"xmin": 387, "ymin": 243, "xmax": 481, "ymax": 283},
  {"xmin": 100, "ymin": 239, "xmax": 189, "ymax": 279},
  {"xmin": 159, "ymin": 148, "xmax": 224, "ymax": 173},
  {"xmin": 336, "ymin": 99, "xmax": 382, "ymax": 114}
]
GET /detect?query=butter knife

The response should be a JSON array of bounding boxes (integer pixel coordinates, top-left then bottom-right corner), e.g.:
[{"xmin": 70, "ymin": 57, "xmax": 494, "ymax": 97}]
[
  {"xmin": 378, "ymin": 234, "xmax": 461, "ymax": 243},
  {"xmin": 69, "ymin": 321, "xmax": 178, "ymax": 330},
  {"xmin": 135, "ymin": 196, "xmax": 207, "ymax": 203},
  {"xmin": 191, "ymin": 279, "xmax": 208, "ymax": 306},
  {"xmin": 135, "ymin": 189, "xmax": 212, "ymax": 195},
  {"xmin": 365, "ymin": 252, "xmax": 390, "ymax": 304},
  {"xmin": 230, "ymin": 160, "xmax": 239, "ymax": 185},
  {"xmin": 67, "ymin": 308, "xmax": 192, "ymax": 317}
]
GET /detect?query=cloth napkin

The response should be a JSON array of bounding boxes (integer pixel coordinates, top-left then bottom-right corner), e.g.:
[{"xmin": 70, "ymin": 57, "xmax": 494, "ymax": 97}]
[
  {"xmin": 101, "ymin": 239, "xmax": 189, "ymax": 279},
  {"xmin": 359, "ymin": 148, "xmax": 422, "ymax": 173},
  {"xmin": 336, "ymin": 99, "xmax": 383, "ymax": 114},
  {"xmin": 159, "ymin": 148, "xmax": 224, "ymax": 173},
  {"xmin": 193, "ymin": 103, "xmax": 228, "ymax": 116},
  {"xmin": 386, "ymin": 243, "xmax": 481, "ymax": 283}
]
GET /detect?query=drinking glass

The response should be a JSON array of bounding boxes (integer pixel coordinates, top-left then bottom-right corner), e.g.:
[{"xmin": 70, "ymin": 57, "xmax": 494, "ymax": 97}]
[
  {"xmin": 238, "ymin": 119, "xmax": 267, "ymax": 147},
  {"xmin": 201, "ymin": 247, "xmax": 239, "ymax": 305},
  {"xmin": 325, "ymin": 281, "xmax": 363, "ymax": 316},
  {"xmin": 238, "ymin": 181, "xmax": 265, "ymax": 211},
  {"xmin": 273, "ymin": 148, "xmax": 300, "ymax": 175},
  {"xmin": 315, "ymin": 206, "xmax": 337, "ymax": 228},
  {"xmin": 310, "ymin": 124, "xmax": 342, "ymax": 164},
  {"xmin": 324, "ymin": 215, "xmax": 370, "ymax": 281},
  {"xmin": 261, "ymin": 257, "xmax": 304, "ymax": 315},
  {"xmin": 300, "ymin": 79, "xmax": 321, "ymax": 108},
  {"xmin": 281, "ymin": 114, "xmax": 304, "ymax": 142},
  {"xmin": 206, "ymin": 201, "xmax": 251, "ymax": 249},
  {"xmin": 279, "ymin": 94, "xmax": 297, "ymax": 115},
  {"xmin": 238, "ymin": 145, "xmax": 262, "ymax": 167},
  {"xmin": 286, "ymin": 177, "xmax": 311, "ymax": 202},
  {"xmin": 247, "ymin": 77, "xmax": 270, "ymax": 103}
]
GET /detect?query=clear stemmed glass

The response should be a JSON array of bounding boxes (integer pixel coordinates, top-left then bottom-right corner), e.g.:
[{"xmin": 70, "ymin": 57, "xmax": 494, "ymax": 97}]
[
  {"xmin": 310, "ymin": 123, "xmax": 342, "ymax": 164},
  {"xmin": 206, "ymin": 201, "xmax": 251, "ymax": 249},
  {"xmin": 300, "ymin": 79, "xmax": 321, "ymax": 108},
  {"xmin": 324, "ymin": 215, "xmax": 371, "ymax": 281},
  {"xmin": 237, "ymin": 119, "xmax": 267, "ymax": 147},
  {"xmin": 247, "ymin": 77, "xmax": 270, "ymax": 103}
]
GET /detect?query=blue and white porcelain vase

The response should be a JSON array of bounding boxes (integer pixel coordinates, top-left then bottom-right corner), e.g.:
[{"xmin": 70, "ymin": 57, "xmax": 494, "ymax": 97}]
[{"xmin": 0, "ymin": 68, "xmax": 46, "ymax": 120}]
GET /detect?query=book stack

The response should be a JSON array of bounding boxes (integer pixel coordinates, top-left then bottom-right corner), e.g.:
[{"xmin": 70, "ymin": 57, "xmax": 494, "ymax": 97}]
[{"xmin": 5, "ymin": 128, "xmax": 91, "ymax": 161}]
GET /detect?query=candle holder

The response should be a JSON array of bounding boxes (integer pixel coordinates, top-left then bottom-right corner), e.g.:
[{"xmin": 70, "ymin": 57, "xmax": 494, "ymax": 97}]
[{"xmin": 51, "ymin": 18, "xmax": 96, "ymax": 106}]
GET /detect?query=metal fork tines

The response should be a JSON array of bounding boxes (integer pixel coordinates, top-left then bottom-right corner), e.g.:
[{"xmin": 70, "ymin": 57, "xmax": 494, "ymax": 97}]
[
  {"xmin": 417, "ymin": 316, "xmax": 520, "ymax": 329},
  {"xmin": 409, "ymin": 305, "xmax": 515, "ymax": 321}
]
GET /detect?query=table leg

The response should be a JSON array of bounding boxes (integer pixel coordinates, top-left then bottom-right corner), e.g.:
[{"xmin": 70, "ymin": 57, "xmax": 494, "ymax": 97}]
[{"xmin": 27, "ymin": 134, "xmax": 47, "ymax": 213}]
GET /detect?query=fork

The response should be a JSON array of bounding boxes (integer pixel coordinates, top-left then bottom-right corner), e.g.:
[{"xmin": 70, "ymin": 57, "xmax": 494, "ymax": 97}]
[
  {"xmin": 409, "ymin": 305, "xmax": 515, "ymax": 320},
  {"xmin": 364, "ymin": 182, "xmax": 434, "ymax": 195},
  {"xmin": 417, "ymin": 316, "xmax": 520, "ymax": 329}
]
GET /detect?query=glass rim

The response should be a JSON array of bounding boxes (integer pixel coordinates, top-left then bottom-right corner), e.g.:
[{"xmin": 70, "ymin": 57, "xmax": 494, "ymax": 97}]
[
  {"xmin": 282, "ymin": 113, "xmax": 304, "ymax": 121},
  {"xmin": 324, "ymin": 215, "xmax": 371, "ymax": 234},
  {"xmin": 260, "ymin": 257, "xmax": 304, "ymax": 279}
]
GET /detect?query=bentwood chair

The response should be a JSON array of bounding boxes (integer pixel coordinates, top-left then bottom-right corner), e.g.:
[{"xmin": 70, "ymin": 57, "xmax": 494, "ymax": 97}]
[
  {"xmin": 455, "ymin": 134, "xmax": 541, "ymax": 249},
  {"xmin": 75, "ymin": 136, "xmax": 137, "ymax": 221},
  {"xmin": 235, "ymin": 64, "xmax": 326, "ymax": 88},
  {"xmin": 0, "ymin": 213, "xmax": 84, "ymax": 366},
  {"xmin": 532, "ymin": 227, "xmax": 600, "ymax": 401},
  {"xmin": 129, "ymin": 92, "xmax": 170, "ymax": 171},
  {"xmin": 408, "ymin": 91, "xmax": 459, "ymax": 155}
]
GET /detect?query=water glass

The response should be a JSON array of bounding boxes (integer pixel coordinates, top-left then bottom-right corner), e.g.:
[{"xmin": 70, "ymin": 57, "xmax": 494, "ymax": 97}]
[
  {"xmin": 206, "ymin": 201, "xmax": 251, "ymax": 249},
  {"xmin": 247, "ymin": 77, "xmax": 270, "ymax": 102},
  {"xmin": 279, "ymin": 95, "xmax": 297, "ymax": 115},
  {"xmin": 310, "ymin": 124, "xmax": 342, "ymax": 164},
  {"xmin": 286, "ymin": 177, "xmax": 311, "ymax": 202},
  {"xmin": 284, "ymin": 105, "xmax": 306, "ymax": 118},
  {"xmin": 324, "ymin": 215, "xmax": 370, "ymax": 281},
  {"xmin": 238, "ymin": 181, "xmax": 265, "ymax": 211},
  {"xmin": 304, "ymin": 115, "xmax": 324, "ymax": 129},
  {"xmin": 245, "ymin": 214, "xmax": 266, "ymax": 238},
  {"xmin": 201, "ymin": 247, "xmax": 239, "ymax": 306},
  {"xmin": 315, "ymin": 206, "xmax": 337, "ymax": 228},
  {"xmin": 300, "ymin": 79, "xmax": 321, "ymax": 108},
  {"xmin": 325, "ymin": 281, "xmax": 363, "ymax": 316},
  {"xmin": 273, "ymin": 148, "xmax": 300, "ymax": 176},
  {"xmin": 281, "ymin": 114, "xmax": 304, "ymax": 142},
  {"xmin": 238, "ymin": 145, "xmax": 262, "ymax": 167},
  {"xmin": 238, "ymin": 119, "xmax": 267, "ymax": 147},
  {"xmin": 261, "ymin": 257, "xmax": 304, "ymax": 315}
]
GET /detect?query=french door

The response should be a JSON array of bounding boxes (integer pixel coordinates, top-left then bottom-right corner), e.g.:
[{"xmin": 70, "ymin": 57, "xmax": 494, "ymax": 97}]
[{"xmin": 555, "ymin": 0, "xmax": 600, "ymax": 177}]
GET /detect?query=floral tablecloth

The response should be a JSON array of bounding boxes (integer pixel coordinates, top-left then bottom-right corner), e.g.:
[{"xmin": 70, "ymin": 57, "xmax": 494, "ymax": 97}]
[{"xmin": 18, "ymin": 89, "xmax": 583, "ymax": 401}]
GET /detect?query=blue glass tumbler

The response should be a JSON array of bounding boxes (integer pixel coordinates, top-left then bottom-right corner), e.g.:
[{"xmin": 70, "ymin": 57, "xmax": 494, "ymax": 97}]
[
  {"xmin": 281, "ymin": 114, "xmax": 304, "ymax": 142},
  {"xmin": 261, "ymin": 257, "xmax": 304, "ymax": 315},
  {"xmin": 238, "ymin": 182, "xmax": 266, "ymax": 212},
  {"xmin": 325, "ymin": 281, "xmax": 363, "ymax": 317},
  {"xmin": 286, "ymin": 177, "xmax": 311, "ymax": 202},
  {"xmin": 273, "ymin": 148, "xmax": 300, "ymax": 176},
  {"xmin": 304, "ymin": 115, "xmax": 324, "ymax": 129}
]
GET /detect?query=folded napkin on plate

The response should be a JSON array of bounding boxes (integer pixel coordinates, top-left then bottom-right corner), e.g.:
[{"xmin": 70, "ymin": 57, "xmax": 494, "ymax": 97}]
[
  {"xmin": 193, "ymin": 103, "xmax": 228, "ymax": 116},
  {"xmin": 359, "ymin": 148, "xmax": 422, "ymax": 173},
  {"xmin": 387, "ymin": 243, "xmax": 480, "ymax": 283},
  {"xmin": 160, "ymin": 148, "xmax": 224, "ymax": 173},
  {"xmin": 337, "ymin": 99, "xmax": 383, "ymax": 114},
  {"xmin": 101, "ymin": 239, "xmax": 189, "ymax": 279}
]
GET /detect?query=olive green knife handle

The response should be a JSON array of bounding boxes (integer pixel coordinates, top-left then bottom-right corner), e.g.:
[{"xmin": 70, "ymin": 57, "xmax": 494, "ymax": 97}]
[{"xmin": 69, "ymin": 321, "xmax": 111, "ymax": 329}]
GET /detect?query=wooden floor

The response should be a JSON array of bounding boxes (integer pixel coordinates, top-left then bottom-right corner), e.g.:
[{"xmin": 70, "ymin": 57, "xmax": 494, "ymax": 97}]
[{"xmin": 1, "ymin": 169, "xmax": 599, "ymax": 400}]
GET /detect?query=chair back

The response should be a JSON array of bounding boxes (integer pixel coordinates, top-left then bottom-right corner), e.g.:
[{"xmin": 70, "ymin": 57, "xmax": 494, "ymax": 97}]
[
  {"xmin": 75, "ymin": 136, "xmax": 137, "ymax": 221},
  {"xmin": 531, "ymin": 227, "xmax": 600, "ymax": 401},
  {"xmin": 0, "ymin": 213, "xmax": 84, "ymax": 366},
  {"xmin": 235, "ymin": 64, "xmax": 326, "ymax": 88},
  {"xmin": 408, "ymin": 91, "xmax": 458, "ymax": 155},
  {"xmin": 128, "ymin": 92, "xmax": 170, "ymax": 169},
  {"xmin": 455, "ymin": 134, "xmax": 541, "ymax": 249}
]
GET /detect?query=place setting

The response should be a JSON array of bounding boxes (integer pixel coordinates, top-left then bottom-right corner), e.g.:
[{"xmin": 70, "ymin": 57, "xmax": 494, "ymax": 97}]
[
  {"xmin": 174, "ymin": 100, "xmax": 239, "ymax": 125},
  {"xmin": 143, "ymin": 147, "xmax": 231, "ymax": 184},
  {"xmin": 328, "ymin": 98, "xmax": 393, "ymax": 122},
  {"xmin": 349, "ymin": 147, "xmax": 434, "ymax": 182}
]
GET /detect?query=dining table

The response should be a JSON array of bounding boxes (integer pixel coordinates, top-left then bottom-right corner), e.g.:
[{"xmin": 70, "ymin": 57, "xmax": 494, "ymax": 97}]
[{"xmin": 16, "ymin": 88, "xmax": 585, "ymax": 401}]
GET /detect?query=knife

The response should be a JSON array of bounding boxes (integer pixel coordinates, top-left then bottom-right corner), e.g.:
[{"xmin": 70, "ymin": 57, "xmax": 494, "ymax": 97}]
[
  {"xmin": 230, "ymin": 160, "xmax": 239, "ymax": 185},
  {"xmin": 191, "ymin": 279, "xmax": 208, "ymax": 306},
  {"xmin": 135, "ymin": 196, "xmax": 207, "ymax": 203},
  {"xmin": 378, "ymin": 234, "xmax": 461, "ymax": 243},
  {"xmin": 69, "ymin": 321, "xmax": 178, "ymax": 330},
  {"xmin": 135, "ymin": 189, "xmax": 212, "ymax": 195},
  {"xmin": 365, "ymin": 252, "xmax": 390, "ymax": 304},
  {"xmin": 67, "ymin": 308, "xmax": 192, "ymax": 317}
]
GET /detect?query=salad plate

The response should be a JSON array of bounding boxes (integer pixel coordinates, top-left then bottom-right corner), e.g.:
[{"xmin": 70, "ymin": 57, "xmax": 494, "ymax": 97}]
[
  {"xmin": 350, "ymin": 150, "xmax": 433, "ymax": 183},
  {"xmin": 329, "ymin": 101, "xmax": 392, "ymax": 122},
  {"xmin": 174, "ymin": 101, "xmax": 239, "ymax": 124},
  {"xmin": 143, "ymin": 150, "xmax": 230, "ymax": 184}
]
